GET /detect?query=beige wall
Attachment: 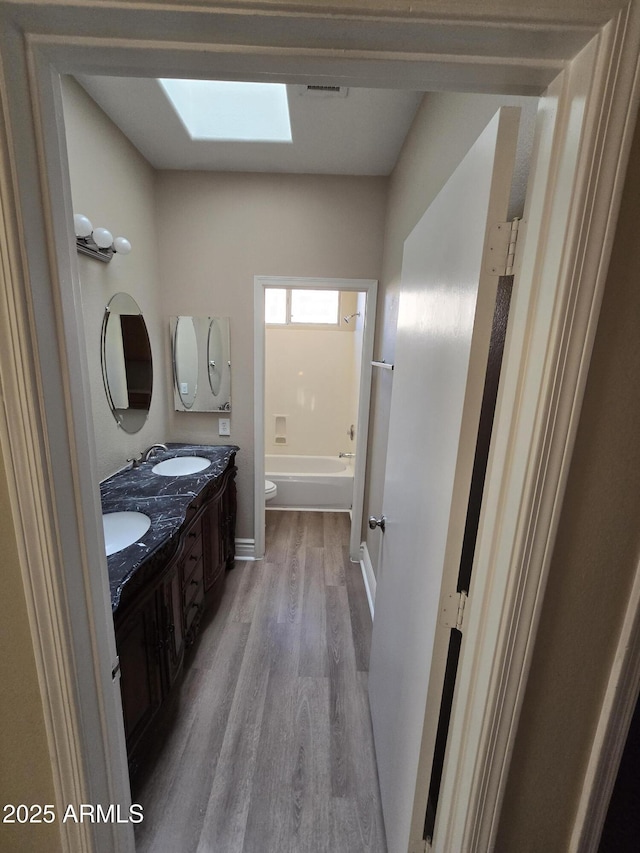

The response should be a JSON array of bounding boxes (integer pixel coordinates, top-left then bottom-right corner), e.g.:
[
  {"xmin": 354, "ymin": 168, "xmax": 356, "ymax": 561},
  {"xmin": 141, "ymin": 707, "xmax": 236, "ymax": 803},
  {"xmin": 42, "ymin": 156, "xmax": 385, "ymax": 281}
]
[
  {"xmin": 62, "ymin": 77, "xmax": 169, "ymax": 480},
  {"xmin": 363, "ymin": 90, "xmax": 538, "ymax": 575},
  {"xmin": 155, "ymin": 171, "xmax": 387, "ymax": 539},
  {"xmin": 0, "ymin": 455, "xmax": 62, "ymax": 853},
  {"xmin": 495, "ymin": 101, "xmax": 640, "ymax": 852},
  {"xmin": 265, "ymin": 322, "xmax": 359, "ymax": 457}
]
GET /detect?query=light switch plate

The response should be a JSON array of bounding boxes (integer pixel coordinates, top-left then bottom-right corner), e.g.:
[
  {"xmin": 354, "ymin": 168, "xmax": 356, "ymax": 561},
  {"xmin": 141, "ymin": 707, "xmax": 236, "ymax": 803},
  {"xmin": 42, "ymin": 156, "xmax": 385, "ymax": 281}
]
[
  {"xmin": 219, "ymin": 418, "xmax": 231, "ymax": 436},
  {"xmin": 180, "ymin": 382, "xmax": 188, "ymax": 394}
]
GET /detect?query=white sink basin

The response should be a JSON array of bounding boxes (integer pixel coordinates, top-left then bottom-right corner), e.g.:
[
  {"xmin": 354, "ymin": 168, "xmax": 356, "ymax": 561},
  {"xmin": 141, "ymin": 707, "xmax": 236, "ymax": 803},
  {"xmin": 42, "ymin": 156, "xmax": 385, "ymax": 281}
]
[
  {"xmin": 103, "ymin": 511, "xmax": 151, "ymax": 556},
  {"xmin": 151, "ymin": 455, "xmax": 211, "ymax": 477}
]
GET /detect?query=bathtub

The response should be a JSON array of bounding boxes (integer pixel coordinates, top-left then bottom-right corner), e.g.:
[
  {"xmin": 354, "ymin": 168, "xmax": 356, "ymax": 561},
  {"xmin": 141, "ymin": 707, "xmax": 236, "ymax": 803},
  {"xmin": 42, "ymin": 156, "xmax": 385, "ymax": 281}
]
[{"xmin": 265, "ymin": 454, "xmax": 353, "ymax": 510}]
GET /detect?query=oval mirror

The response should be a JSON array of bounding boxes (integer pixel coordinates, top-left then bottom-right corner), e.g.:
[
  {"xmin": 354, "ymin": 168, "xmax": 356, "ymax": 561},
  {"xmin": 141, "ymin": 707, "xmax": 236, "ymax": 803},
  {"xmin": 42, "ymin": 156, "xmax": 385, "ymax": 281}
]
[
  {"xmin": 207, "ymin": 317, "xmax": 223, "ymax": 397},
  {"xmin": 174, "ymin": 316, "xmax": 198, "ymax": 409},
  {"xmin": 101, "ymin": 293, "xmax": 153, "ymax": 433}
]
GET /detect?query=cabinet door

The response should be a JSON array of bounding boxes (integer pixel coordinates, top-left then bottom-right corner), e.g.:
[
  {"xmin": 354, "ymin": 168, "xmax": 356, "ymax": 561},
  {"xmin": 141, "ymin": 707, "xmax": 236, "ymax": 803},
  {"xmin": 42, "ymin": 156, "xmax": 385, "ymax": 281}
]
[
  {"xmin": 116, "ymin": 595, "xmax": 163, "ymax": 751},
  {"xmin": 160, "ymin": 560, "xmax": 185, "ymax": 690},
  {"xmin": 203, "ymin": 496, "xmax": 223, "ymax": 591}
]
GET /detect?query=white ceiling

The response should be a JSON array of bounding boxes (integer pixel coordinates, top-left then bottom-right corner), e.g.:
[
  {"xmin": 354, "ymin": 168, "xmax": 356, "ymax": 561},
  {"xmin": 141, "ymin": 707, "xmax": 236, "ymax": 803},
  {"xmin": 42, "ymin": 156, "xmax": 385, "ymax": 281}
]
[{"xmin": 76, "ymin": 75, "xmax": 423, "ymax": 176}]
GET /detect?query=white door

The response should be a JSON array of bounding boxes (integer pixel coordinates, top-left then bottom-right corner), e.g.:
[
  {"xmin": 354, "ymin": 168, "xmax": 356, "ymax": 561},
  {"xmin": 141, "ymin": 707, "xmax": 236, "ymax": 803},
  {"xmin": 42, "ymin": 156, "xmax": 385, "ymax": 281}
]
[{"xmin": 368, "ymin": 108, "xmax": 520, "ymax": 853}]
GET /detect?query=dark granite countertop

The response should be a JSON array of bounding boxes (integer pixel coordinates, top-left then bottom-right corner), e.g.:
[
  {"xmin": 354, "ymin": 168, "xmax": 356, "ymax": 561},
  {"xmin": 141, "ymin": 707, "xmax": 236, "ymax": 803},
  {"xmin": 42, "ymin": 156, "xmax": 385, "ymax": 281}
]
[{"xmin": 102, "ymin": 443, "xmax": 238, "ymax": 613}]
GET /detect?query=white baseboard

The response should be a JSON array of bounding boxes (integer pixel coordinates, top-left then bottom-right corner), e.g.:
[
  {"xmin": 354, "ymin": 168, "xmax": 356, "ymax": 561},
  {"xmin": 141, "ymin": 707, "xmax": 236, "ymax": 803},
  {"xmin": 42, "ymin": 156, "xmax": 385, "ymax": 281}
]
[
  {"xmin": 235, "ymin": 538, "xmax": 257, "ymax": 561},
  {"xmin": 359, "ymin": 541, "xmax": 376, "ymax": 619}
]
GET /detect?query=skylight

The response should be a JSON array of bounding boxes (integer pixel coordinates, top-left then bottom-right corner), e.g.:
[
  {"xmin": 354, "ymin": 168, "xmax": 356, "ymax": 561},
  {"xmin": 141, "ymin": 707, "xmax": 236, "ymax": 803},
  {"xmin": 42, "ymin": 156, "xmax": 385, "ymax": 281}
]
[{"xmin": 158, "ymin": 79, "xmax": 292, "ymax": 142}]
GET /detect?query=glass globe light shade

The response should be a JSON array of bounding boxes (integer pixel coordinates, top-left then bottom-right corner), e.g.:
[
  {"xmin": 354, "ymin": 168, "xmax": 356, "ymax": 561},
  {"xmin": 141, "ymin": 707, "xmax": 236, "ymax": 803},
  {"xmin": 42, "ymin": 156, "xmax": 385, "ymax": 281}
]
[
  {"xmin": 92, "ymin": 227, "xmax": 113, "ymax": 249},
  {"xmin": 113, "ymin": 236, "xmax": 131, "ymax": 255},
  {"xmin": 73, "ymin": 213, "xmax": 93, "ymax": 238}
]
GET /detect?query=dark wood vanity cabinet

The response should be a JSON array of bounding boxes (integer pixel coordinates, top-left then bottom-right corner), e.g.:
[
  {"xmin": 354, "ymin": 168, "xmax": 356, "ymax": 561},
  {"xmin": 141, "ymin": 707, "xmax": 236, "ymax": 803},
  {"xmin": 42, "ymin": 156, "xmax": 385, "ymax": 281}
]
[{"xmin": 114, "ymin": 461, "xmax": 236, "ymax": 772}]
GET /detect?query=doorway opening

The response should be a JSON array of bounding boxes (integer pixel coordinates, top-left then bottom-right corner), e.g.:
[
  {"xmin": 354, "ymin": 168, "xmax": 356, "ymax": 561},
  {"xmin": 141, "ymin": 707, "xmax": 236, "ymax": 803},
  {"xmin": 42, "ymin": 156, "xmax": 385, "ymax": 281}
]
[
  {"xmin": 254, "ymin": 276, "xmax": 377, "ymax": 561},
  {"xmin": 263, "ymin": 286, "xmax": 365, "ymax": 511}
]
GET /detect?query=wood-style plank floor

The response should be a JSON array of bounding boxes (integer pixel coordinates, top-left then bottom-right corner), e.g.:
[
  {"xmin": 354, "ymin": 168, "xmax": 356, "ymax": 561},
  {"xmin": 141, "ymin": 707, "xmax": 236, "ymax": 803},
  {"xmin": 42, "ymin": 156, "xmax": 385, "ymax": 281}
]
[{"xmin": 134, "ymin": 510, "xmax": 387, "ymax": 853}]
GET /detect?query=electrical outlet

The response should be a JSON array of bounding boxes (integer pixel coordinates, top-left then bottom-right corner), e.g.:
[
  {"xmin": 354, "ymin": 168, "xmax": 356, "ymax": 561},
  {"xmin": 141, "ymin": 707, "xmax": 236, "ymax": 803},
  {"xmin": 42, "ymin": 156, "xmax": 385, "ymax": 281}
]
[{"xmin": 218, "ymin": 418, "xmax": 231, "ymax": 436}]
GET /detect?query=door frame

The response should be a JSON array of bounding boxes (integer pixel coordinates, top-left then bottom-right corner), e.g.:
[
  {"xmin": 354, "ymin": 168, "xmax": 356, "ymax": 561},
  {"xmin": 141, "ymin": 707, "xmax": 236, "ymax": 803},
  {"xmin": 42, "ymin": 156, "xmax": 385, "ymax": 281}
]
[
  {"xmin": 253, "ymin": 276, "xmax": 377, "ymax": 561},
  {"xmin": 434, "ymin": 25, "xmax": 640, "ymax": 849},
  {"xmin": 0, "ymin": 3, "xmax": 639, "ymax": 852},
  {"xmin": 570, "ymin": 550, "xmax": 640, "ymax": 851}
]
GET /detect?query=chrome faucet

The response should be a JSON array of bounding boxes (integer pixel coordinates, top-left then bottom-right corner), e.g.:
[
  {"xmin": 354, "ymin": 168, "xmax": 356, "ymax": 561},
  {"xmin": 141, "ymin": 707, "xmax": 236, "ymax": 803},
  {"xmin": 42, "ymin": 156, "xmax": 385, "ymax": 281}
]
[
  {"xmin": 143, "ymin": 443, "xmax": 168, "ymax": 461},
  {"xmin": 126, "ymin": 444, "xmax": 168, "ymax": 470},
  {"xmin": 338, "ymin": 452, "xmax": 356, "ymax": 458}
]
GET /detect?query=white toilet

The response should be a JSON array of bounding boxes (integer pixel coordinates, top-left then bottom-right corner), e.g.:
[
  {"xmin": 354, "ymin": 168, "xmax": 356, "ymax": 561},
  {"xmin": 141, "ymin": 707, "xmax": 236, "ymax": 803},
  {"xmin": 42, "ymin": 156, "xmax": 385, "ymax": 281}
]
[{"xmin": 265, "ymin": 480, "xmax": 278, "ymax": 503}]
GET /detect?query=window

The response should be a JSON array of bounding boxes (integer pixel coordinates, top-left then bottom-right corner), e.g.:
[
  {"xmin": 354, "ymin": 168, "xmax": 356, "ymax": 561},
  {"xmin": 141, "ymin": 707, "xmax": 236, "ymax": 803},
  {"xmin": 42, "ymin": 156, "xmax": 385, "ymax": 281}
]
[
  {"xmin": 265, "ymin": 288, "xmax": 340, "ymax": 326},
  {"xmin": 158, "ymin": 79, "xmax": 292, "ymax": 142}
]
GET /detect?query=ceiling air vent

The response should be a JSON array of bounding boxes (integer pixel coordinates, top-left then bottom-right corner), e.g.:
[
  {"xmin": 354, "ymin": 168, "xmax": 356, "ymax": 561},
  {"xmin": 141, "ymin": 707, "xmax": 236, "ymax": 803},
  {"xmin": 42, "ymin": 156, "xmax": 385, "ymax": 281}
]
[{"xmin": 297, "ymin": 85, "xmax": 349, "ymax": 98}]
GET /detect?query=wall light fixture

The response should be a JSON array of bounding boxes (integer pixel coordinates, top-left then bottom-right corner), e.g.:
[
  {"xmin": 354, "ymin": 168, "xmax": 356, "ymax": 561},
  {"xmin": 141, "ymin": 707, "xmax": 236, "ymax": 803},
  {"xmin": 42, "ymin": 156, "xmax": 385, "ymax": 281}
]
[{"xmin": 74, "ymin": 214, "xmax": 132, "ymax": 263}]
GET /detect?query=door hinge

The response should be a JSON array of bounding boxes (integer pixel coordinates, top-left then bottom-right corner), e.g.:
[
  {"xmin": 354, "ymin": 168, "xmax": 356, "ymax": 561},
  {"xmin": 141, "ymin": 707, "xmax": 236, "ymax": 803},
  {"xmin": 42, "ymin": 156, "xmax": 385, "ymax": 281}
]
[
  {"xmin": 485, "ymin": 217, "xmax": 521, "ymax": 276},
  {"xmin": 111, "ymin": 657, "xmax": 120, "ymax": 680},
  {"xmin": 441, "ymin": 590, "xmax": 468, "ymax": 632},
  {"xmin": 409, "ymin": 838, "xmax": 430, "ymax": 853}
]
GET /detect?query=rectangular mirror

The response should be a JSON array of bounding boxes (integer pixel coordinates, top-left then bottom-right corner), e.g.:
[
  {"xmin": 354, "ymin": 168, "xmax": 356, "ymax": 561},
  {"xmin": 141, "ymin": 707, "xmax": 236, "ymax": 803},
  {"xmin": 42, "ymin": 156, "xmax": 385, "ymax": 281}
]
[{"xmin": 170, "ymin": 316, "xmax": 231, "ymax": 412}]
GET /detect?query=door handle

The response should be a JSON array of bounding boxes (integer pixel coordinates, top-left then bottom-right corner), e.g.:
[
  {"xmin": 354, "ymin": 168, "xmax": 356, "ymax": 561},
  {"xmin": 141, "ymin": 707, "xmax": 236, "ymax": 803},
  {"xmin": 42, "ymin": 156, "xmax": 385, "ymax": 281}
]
[{"xmin": 368, "ymin": 515, "xmax": 386, "ymax": 532}]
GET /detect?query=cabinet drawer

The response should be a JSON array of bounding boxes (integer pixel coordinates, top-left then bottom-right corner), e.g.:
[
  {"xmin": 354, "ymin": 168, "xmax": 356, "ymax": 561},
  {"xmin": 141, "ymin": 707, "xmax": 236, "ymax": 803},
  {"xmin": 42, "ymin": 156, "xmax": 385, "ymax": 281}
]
[
  {"xmin": 184, "ymin": 570, "xmax": 204, "ymax": 634},
  {"xmin": 184, "ymin": 554, "xmax": 203, "ymax": 605},
  {"xmin": 181, "ymin": 531, "xmax": 203, "ymax": 585}
]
